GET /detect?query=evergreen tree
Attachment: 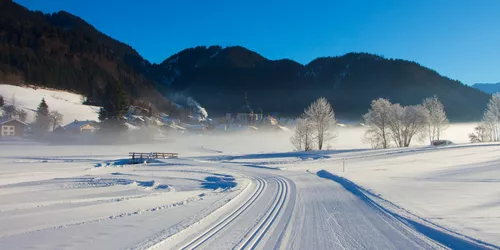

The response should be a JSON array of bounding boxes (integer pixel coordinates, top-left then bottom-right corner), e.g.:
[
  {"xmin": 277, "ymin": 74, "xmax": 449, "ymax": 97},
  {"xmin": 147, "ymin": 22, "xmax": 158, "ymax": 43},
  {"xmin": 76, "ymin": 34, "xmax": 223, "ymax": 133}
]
[
  {"xmin": 34, "ymin": 98, "xmax": 50, "ymax": 134},
  {"xmin": 0, "ymin": 95, "xmax": 4, "ymax": 107},
  {"xmin": 99, "ymin": 83, "xmax": 128, "ymax": 131}
]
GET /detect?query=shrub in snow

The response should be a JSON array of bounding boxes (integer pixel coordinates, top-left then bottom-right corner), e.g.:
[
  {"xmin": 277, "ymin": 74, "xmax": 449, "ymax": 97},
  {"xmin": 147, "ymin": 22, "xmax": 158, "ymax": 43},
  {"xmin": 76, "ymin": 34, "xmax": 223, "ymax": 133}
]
[{"xmin": 469, "ymin": 124, "xmax": 494, "ymax": 143}]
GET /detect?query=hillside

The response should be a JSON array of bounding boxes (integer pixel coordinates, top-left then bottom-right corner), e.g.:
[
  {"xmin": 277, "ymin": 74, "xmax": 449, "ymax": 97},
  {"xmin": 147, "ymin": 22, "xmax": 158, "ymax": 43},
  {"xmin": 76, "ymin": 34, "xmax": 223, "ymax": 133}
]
[
  {"xmin": 472, "ymin": 83, "xmax": 500, "ymax": 94},
  {"xmin": 151, "ymin": 47, "xmax": 490, "ymax": 121},
  {"xmin": 0, "ymin": 84, "xmax": 99, "ymax": 124},
  {"xmin": 0, "ymin": 0, "xmax": 491, "ymax": 121},
  {"xmin": 0, "ymin": 0, "xmax": 178, "ymax": 115}
]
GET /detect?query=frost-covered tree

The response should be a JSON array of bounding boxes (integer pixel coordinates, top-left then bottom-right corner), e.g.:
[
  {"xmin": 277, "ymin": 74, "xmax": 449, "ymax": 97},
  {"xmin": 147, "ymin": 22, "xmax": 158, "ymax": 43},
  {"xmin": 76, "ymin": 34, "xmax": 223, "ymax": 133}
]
[
  {"xmin": 291, "ymin": 117, "xmax": 314, "ymax": 151},
  {"xmin": 482, "ymin": 93, "xmax": 500, "ymax": 141},
  {"xmin": 363, "ymin": 98, "xmax": 392, "ymax": 148},
  {"xmin": 423, "ymin": 96, "xmax": 449, "ymax": 144},
  {"xmin": 49, "ymin": 110, "xmax": 64, "ymax": 130},
  {"xmin": 469, "ymin": 124, "xmax": 493, "ymax": 143},
  {"xmin": 304, "ymin": 97, "xmax": 337, "ymax": 150},
  {"xmin": 387, "ymin": 104, "xmax": 429, "ymax": 147}
]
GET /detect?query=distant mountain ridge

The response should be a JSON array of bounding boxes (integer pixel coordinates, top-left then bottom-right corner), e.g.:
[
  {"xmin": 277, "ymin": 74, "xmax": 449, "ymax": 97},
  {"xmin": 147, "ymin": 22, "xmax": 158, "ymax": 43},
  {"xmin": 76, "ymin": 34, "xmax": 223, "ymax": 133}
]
[
  {"xmin": 150, "ymin": 46, "xmax": 489, "ymax": 121},
  {"xmin": 0, "ymin": 0, "xmax": 491, "ymax": 121},
  {"xmin": 472, "ymin": 83, "xmax": 500, "ymax": 94}
]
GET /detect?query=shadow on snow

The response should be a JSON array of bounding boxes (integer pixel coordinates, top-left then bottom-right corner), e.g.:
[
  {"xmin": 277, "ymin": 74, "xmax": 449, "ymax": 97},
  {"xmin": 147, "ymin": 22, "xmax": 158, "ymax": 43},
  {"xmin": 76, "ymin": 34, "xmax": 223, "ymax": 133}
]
[
  {"xmin": 317, "ymin": 170, "xmax": 498, "ymax": 250},
  {"xmin": 201, "ymin": 175, "xmax": 237, "ymax": 190}
]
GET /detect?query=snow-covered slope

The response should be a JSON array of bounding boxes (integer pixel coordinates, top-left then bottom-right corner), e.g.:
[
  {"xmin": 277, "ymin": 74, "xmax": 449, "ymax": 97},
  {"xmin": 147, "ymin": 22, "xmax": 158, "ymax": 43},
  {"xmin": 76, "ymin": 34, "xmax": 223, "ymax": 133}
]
[{"xmin": 0, "ymin": 84, "xmax": 99, "ymax": 125}]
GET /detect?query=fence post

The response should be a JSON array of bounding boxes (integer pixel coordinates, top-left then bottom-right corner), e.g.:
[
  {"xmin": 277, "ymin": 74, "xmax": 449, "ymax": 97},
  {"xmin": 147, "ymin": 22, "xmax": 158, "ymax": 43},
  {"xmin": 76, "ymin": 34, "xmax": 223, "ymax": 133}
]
[{"xmin": 343, "ymin": 159, "xmax": 345, "ymax": 172}]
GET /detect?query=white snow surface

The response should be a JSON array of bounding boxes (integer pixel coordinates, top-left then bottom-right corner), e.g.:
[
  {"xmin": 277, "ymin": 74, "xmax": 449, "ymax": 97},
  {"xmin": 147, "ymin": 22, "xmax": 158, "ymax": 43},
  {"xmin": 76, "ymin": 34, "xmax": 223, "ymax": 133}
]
[
  {"xmin": 0, "ymin": 123, "xmax": 498, "ymax": 249},
  {"xmin": 0, "ymin": 84, "xmax": 99, "ymax": 124}
]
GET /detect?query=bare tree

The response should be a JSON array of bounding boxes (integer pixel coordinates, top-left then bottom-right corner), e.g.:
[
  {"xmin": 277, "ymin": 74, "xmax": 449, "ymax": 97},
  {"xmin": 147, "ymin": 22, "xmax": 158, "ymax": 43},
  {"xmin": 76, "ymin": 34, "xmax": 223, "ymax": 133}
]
[
  {"xmin": 304, "ymin": 97, "xmax": 337, "ymax": 150},
  {"xmin": 17, "ymin": 109, "xmax": 28, "ymax": 122},
  {"xmin": 363, "ymin": 98, "xmax": 392, "ymax": 148},
  {"xmin": 423, "ymin": 96, "xmax": 449, "ymax": 144},
  {"xmin": 387, "ymin": 104, "xmax": 429, "ymax": 147},
  {"xmin": 49, "ymin": 110, "xmax": 64, "ymax": 131},
  {"xmin": 290, "ymin": 117, "xmax": 314, "ymax": 151},
  {"xmin": 483, "ymin": 93, "xmax": 500, "ymax": 141},
  {"xmin": 363, "ymin": 127, "xmax": 385, "ymax": 149}
]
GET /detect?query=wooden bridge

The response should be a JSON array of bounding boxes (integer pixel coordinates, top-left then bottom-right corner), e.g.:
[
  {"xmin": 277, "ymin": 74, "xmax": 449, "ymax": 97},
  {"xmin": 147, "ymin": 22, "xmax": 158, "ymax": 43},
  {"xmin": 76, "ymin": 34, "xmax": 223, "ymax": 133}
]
[{"xmin": 129, "ymin": 152, "xmax": 178, "ymax": 163}]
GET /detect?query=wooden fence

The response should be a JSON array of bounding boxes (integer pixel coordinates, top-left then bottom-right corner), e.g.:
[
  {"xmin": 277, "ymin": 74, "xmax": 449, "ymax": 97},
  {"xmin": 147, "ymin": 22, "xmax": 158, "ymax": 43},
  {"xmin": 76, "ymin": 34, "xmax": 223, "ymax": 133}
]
[{"xmin": 129, "ymin": 152, "xmax": 178, "ymax": 162}]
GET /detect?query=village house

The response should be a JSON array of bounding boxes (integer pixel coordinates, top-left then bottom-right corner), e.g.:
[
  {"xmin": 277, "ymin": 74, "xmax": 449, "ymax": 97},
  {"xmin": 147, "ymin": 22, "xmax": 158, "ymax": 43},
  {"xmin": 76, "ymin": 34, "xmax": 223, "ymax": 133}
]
[
  {"xmin": 0, "ymin": 119, "xmax": 28, "ymax": 137},
  {"xmin": 62, "ymin": 120, "xmax": 98, "ymax": 134}
]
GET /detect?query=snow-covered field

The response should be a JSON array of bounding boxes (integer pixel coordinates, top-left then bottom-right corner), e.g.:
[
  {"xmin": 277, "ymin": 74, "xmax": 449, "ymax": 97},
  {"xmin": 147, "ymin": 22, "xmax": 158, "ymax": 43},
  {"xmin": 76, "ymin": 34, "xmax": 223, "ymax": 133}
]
[
  {"xmin": 0, "ymin": 84, "xmax": 99, "ymax": 124},
  {"xmin": 1, "ymin": 90, "xmax": 498, "ymax": 250},
  {"xmin": 1, "ymin": 126, "xmax": 499, "ymax": 249}
]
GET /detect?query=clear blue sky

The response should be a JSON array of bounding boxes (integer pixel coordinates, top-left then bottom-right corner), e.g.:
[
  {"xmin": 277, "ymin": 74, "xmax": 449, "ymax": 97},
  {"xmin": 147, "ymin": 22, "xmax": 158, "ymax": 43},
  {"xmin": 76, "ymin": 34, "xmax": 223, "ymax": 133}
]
[{"xmin": 14, "ymin": 0, "xmax": 500, "ymax": 85}]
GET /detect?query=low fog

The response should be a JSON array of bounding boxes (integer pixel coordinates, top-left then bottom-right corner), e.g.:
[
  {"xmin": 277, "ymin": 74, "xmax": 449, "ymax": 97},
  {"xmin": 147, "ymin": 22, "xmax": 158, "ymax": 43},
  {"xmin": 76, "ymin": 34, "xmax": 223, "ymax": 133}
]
[{"xmin": 2, "ymin": 123, "xmax": 479, "ymax": 159}]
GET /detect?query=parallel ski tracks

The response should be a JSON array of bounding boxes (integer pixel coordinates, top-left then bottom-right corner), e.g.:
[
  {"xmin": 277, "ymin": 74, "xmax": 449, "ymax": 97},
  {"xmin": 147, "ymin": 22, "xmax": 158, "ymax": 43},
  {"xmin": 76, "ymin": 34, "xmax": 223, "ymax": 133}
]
[{"xmin": 180, "ymin": 176, "xmax": 289, "ymax": 250}]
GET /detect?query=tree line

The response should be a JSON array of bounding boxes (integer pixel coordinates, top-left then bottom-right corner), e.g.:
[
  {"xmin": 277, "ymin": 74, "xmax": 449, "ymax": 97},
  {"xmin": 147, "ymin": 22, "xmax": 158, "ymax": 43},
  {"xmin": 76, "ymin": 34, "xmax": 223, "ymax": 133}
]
[{"xmin": 291, "ymin": 95, "xmax": 450, "ymax": 151}]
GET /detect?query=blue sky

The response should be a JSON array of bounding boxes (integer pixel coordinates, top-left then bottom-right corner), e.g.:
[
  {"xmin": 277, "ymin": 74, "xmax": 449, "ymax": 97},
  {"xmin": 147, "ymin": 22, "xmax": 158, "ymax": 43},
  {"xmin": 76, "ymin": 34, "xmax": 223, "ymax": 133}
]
[{"xmin": 14, "ymin": 0, "xmax": 500, "ymax": 85}]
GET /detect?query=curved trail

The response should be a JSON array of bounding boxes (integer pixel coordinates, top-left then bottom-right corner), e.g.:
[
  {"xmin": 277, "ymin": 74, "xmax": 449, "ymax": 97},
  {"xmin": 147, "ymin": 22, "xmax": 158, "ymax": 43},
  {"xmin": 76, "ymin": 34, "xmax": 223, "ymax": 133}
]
[
  {"xmin": 179, "ymin": 177, "xmax": 267, "ymax": 249},
  {"xmin": 2, "ymin": 155, "xmax": 493, "ymax": 250},
  {"xmin": 145, "ymin": 160, "xmax": 445, "ymax": 250}
]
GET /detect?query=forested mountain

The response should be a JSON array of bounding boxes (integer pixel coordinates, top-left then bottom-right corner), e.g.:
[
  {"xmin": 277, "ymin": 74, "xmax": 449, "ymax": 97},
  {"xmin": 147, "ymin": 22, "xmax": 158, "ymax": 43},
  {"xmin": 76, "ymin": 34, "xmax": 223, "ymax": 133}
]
[
  {"xmin": 472, "ymin": 83, "xmax": 500, "ymax": 94},
  {"xmin": 0, "ymin": 0, "xmax": 178, "ymax": 114},
  {"xmin": 0, "ymin": 0, "xmax": 490, "ymax": 121},
  {"xmin": 151, "ymin": 46, "xmax": 489, "ymax": 121}
]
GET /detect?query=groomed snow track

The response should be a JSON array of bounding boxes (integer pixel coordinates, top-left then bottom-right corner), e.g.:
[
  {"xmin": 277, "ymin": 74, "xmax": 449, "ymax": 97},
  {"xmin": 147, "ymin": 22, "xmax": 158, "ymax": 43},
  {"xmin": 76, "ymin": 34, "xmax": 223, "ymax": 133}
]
[
  {"xmin": 179, "ymin": 177, "xmax": 267, "ymax": 249},
  {"xmin": 162, "ymin": 175, "xmax": 292, "ymax": 250}
]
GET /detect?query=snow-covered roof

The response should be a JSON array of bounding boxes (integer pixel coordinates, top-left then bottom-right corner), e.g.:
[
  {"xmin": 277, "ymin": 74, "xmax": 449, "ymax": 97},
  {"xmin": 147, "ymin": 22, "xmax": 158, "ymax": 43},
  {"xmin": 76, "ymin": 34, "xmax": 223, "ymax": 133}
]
[
  {"xmin": 169, "ymin": 124, "xmax": 186, "ymax": 130},
  {"xmin": 131, "ymin": 115, "xmax": 145, "ymax": 122},
  {"xmin": 125, "ymin": 122, "xmax": 140, "ymax": 130},
  {"xmin": 63, "ymin": 120, "xmax": 96, "ymax": 130},
  {"xmin": 0, "ymin": 118, "xmax": 28, "ymax": 126}
]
